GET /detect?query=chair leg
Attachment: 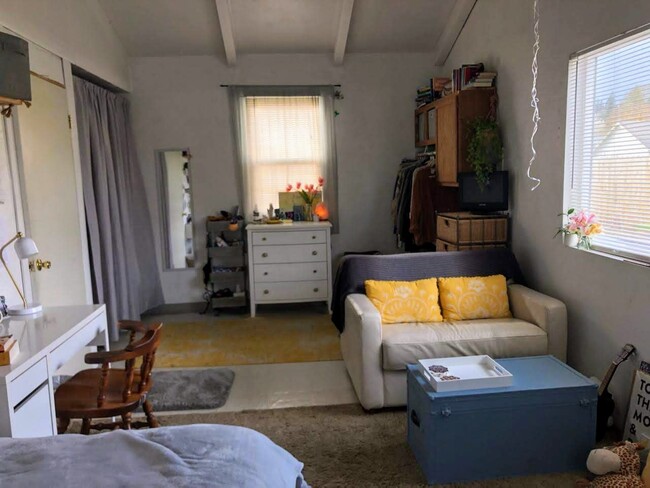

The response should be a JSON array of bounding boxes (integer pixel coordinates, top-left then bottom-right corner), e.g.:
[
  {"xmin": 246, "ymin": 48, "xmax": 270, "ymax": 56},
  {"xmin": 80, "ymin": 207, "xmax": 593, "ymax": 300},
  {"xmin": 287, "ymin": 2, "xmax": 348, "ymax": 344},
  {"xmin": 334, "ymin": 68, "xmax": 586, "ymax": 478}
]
[
  {"xmin": 143, "ymin": 400, "xmax": 159, "ymax": 428},
  {"xmin": 57, "ymin": 417, "xmax": 70, "ymax": 434},
  {"xmin": 121, "ymin": 412, "xmax": 132, "ymax": 430},
  {"xmin": 81, "ymin": 418, "xmax": 91, "ymax": 435}
]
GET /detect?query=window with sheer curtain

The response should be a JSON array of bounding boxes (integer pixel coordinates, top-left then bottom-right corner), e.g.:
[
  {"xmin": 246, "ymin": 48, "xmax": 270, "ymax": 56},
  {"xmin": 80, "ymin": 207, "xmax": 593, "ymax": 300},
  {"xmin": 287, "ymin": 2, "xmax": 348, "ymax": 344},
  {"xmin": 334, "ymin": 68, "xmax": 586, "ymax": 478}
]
[
  {"xmin": 229, "ymin": 86, "xmax": 338, "ymax": 230},
  {"xmin": 565, "ymin": 25, "xmax": 650, "ymax": 264}
]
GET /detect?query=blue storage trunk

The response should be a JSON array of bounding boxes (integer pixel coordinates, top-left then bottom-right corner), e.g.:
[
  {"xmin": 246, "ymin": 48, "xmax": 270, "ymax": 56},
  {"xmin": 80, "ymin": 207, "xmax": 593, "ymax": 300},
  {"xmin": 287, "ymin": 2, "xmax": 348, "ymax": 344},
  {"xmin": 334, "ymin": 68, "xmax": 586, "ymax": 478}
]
[{"xmin": 407, "ymin": 356, "xmax": 597, "ymax": 485}]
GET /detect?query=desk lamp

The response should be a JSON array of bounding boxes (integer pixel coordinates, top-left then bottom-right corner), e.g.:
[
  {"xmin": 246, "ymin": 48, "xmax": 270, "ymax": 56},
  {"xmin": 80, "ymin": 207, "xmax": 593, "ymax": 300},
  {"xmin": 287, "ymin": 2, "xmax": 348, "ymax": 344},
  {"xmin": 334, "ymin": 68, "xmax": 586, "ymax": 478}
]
[{"xmin": 0, "ymin": 232, "xmax": 42, "ymax": 315}]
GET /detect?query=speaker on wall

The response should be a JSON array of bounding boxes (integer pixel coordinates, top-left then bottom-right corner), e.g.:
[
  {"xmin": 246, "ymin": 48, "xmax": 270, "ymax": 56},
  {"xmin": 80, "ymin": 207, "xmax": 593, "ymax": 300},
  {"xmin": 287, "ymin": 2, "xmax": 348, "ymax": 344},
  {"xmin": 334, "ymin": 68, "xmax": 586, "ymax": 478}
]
[{"xmin": 0, "ymin": 32, "xmax": 31, "ymax": 101}]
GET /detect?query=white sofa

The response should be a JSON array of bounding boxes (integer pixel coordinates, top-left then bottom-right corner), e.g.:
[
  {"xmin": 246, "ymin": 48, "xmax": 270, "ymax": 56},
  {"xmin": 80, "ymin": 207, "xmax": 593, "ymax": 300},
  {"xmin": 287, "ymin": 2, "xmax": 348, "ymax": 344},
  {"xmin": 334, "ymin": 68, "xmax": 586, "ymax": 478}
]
[{"xmin": 340, "ymin": 283, "xmax": 567, "ymax": 410}]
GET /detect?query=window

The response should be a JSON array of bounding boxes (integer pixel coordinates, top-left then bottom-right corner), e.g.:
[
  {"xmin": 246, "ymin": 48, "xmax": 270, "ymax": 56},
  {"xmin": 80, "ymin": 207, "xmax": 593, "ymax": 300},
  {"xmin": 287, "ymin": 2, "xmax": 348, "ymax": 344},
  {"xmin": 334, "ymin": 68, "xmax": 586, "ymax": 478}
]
[
  {"xmin": 230, "ymin": 86, "xmax": 338, "ymax": 228},
  {"xmin": 565, "ymin": 25, "xmax": 650, "ymax": 264}
]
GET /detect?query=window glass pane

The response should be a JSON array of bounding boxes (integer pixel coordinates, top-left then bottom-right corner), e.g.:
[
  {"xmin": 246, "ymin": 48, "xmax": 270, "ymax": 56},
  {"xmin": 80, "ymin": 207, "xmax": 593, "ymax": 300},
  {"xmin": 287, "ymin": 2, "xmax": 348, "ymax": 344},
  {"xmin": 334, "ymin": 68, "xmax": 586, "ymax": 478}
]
[{"xmin": 565, "ymin": 27, "xmax": 650, "ymax": 262}]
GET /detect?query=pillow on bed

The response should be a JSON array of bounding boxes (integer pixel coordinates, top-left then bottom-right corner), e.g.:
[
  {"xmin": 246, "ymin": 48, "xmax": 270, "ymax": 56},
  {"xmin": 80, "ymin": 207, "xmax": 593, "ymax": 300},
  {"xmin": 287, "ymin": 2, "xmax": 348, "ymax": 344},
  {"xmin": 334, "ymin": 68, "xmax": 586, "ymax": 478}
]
[
  {"xmin": 438, "ymin": 274, "xmax": 511, "ymax": 321},
  {"xmin": 364, "ymin": 278, "xmax": 442, "ymax": 324}
]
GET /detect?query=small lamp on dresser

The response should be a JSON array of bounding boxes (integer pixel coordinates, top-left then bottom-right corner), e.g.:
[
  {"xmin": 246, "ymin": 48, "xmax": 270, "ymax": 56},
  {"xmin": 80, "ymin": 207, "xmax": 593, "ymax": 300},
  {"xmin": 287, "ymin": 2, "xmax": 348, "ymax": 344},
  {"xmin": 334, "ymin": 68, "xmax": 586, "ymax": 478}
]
[{"xmin": 0, "ymin": 231, "xmax": 42, "ymax": 315}]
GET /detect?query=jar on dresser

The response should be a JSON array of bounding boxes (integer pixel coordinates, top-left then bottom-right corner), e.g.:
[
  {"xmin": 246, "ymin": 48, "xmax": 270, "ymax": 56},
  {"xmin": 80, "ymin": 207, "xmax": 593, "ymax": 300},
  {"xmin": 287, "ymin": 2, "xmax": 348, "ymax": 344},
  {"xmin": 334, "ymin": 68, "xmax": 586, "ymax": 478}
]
[{"xmin": 246, "ymin": 222, "xmax": 332, "ymax": 317}]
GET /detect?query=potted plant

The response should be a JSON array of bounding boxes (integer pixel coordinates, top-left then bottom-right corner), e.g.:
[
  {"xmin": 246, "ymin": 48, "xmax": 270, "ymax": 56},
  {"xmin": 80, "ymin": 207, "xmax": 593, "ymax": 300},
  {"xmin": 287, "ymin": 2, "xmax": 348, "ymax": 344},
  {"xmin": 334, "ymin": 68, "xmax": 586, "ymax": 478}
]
[
  {"xmin": 554, "ymin": 208, "xmax": 602, "ymax": 249},
  {"xmin": 467, "ymin": 118, "xmax": 503, "ymax": 189}
]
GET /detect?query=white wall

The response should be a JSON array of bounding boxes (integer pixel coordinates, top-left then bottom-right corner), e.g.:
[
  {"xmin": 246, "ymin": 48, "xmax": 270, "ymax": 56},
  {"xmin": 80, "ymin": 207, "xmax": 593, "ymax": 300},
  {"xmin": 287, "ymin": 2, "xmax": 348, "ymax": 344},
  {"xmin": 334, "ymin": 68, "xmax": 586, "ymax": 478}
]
[
  {"xmin": 129, "ymin": 53, "xmax": 432, "ymax": 303},
  {"xmin": 441, "ymin": 0, "xmax": 650, "ymax": 426},
  {"xmin": 0, "ymin": 0, "xmax": 130, "ymax": 90}
]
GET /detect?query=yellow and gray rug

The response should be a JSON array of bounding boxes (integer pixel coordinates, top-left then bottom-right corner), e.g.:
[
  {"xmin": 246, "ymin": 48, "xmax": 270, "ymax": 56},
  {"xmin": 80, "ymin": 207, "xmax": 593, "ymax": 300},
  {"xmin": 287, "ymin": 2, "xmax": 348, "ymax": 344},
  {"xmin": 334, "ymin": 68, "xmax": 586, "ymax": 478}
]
[{"xmin": 154, "ymin": 312, "xmax": 342, "ymax": 367}]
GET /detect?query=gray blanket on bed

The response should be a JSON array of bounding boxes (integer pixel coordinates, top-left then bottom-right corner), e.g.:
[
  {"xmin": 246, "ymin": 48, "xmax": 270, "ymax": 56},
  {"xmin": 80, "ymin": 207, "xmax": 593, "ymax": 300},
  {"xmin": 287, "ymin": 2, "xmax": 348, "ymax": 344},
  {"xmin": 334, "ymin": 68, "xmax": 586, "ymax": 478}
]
[
  {"xmin": 0, "ymin": 425, "xmax": 308, "ymax": 488},
  {"xmin": 331, "ymin": 249, "xmax": 525, "ymax": 332}
]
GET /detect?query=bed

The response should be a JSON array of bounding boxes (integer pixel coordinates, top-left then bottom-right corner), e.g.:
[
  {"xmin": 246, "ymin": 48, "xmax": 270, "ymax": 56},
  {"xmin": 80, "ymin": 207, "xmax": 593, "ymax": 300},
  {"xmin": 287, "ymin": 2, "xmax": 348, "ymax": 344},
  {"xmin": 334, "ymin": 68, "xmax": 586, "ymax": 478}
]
[{"xmin": 0, "ymin": 424, "xmax": 309, "ymax": 487}]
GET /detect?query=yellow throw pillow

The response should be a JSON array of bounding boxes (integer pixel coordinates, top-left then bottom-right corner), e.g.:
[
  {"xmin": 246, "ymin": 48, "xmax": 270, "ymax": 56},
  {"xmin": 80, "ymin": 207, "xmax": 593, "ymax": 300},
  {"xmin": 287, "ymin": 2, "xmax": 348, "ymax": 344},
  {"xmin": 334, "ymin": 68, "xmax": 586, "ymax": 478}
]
[
  {"xmin": 365, "ymin": 278, "xmax": 443, "ymax": 324},
  {"xmin": 438, "ymin": 275, "xmax": 512, "ymax": 321}
]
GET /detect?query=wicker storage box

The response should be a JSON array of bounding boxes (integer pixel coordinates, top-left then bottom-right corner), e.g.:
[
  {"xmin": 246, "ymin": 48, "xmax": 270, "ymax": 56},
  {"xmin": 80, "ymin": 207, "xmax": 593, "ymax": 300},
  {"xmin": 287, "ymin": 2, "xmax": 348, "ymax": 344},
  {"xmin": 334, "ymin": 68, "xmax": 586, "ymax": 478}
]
[
  {"xmin": 436, "ymin": 212, "xmax": 508, "ymax": 244},
  {"xmin": 435, "ymin": 239, "xmax": 507, "ymax": 252}
]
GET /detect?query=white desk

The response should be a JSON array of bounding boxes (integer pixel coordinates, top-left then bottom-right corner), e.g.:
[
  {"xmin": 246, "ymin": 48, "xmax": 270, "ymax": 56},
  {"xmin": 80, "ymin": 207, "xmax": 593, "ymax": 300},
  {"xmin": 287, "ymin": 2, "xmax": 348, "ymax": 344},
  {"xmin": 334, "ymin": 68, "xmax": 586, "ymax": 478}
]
[{"xmin": 0, "ymin": 305, "xmax": 108, "ymax": 438}]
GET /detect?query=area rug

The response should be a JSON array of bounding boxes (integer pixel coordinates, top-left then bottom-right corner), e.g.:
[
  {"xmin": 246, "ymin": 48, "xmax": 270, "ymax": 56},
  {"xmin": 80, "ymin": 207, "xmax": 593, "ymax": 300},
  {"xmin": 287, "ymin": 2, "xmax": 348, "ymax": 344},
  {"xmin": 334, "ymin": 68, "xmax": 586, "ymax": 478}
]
[
  {"xmin": 148, "ymin": 368, "xmax": 235, "ymax": 411},
  {"xmin": 158, "ymin": 404, "xmax": 583, "ymax": 488},
  {"xmin": 154, "ymin": 312, "xmax": 341, "ymax": 367}
]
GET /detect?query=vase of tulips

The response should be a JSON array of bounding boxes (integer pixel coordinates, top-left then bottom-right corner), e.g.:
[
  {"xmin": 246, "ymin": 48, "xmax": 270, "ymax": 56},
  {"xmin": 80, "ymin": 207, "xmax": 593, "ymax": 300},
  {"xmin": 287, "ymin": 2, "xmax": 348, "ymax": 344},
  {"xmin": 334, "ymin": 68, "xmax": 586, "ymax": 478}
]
[
  {"xmin": 286, "ymin": 177, "xmax": 324, "ymax": 221},
  {"xmin": 555, "ymin": 208, "xmax": 602, "ymax": 250}
]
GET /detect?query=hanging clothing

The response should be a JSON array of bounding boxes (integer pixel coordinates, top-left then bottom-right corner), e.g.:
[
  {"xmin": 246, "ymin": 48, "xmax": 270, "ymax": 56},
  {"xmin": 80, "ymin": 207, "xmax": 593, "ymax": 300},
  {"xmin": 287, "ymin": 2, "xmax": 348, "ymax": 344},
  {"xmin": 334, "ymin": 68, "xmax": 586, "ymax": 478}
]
[{"xmin": 74, "ymin": 77, "xmax": 164, "ymax": 341}]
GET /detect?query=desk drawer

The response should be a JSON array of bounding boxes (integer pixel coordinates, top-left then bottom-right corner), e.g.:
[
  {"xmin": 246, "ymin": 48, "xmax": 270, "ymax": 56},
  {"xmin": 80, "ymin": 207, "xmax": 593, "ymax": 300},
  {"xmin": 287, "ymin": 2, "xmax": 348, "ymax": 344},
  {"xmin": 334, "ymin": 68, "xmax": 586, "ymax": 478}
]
[
  {"xmin": 253, "ymin": 244, "xmax": 327, "ymax": 264},
  {"xmin": 12, "ymin": 382, "xmax": 54, "ymax": 438},
  {"xmin": 9, "ymin": 357, "xmax": 48, "ymax": 408},
  {"xmin": 255, "ymin": 280, "xmax": 328, "ymax": 302},
  {"xmin": 49, "ymin": 313, "xmax": 106, "ymax": 372},
  {"xmin": 254, "ymin": 262, "xmax": 328, "ymax": 282},
  {"xmin": 252, "ymin": 230, "xmax": 326, "ymax": 246}
]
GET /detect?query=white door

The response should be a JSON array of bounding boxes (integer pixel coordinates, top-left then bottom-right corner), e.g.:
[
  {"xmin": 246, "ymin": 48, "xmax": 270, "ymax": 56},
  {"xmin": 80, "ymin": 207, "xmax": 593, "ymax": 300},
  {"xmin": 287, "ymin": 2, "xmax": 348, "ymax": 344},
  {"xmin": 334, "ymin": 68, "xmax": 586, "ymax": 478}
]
[{"xmin": 15, "ymin": 74, "xmax": 87, "ymax": 306}]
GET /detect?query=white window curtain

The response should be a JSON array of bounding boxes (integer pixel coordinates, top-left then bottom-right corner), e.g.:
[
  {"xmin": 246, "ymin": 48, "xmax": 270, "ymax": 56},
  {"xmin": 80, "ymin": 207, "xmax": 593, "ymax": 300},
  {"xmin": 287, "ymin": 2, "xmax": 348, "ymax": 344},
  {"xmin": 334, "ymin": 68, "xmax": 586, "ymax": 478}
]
[
  {"xmin": 565, "ymin": 26, "xmax": 650, "ymax": 263},
  {"xmin": 229, "ymin": 86, "xmax": 338, "ymax": 232}
]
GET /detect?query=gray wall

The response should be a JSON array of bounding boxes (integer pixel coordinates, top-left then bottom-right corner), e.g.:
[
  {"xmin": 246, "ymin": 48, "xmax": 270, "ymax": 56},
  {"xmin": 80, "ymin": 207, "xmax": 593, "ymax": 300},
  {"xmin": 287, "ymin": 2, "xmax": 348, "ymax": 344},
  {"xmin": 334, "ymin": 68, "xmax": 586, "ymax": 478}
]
[
  {"xmin": 442, "ymin": 0, "xmax": 650, "ymax": 425},
  {"xmin": 129, "ymin": 53, "xmax": 432, "ymax": 303}
]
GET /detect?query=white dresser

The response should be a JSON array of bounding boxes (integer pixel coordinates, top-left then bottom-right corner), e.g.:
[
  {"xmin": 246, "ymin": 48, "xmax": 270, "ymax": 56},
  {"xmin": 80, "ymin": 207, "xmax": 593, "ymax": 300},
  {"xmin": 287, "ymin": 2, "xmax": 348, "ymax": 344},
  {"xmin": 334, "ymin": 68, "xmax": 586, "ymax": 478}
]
[{"xmin": 246, "ymin": 222, "xmax": 332, "ymax": 317}]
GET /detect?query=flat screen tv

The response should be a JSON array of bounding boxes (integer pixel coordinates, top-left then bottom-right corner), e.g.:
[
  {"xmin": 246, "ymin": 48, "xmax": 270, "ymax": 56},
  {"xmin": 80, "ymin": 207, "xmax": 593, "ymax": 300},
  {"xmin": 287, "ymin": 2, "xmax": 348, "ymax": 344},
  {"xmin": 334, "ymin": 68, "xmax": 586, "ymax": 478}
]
[{"xmin": 458, "ymin": 171, "xmax": 509, "ymax": 213}]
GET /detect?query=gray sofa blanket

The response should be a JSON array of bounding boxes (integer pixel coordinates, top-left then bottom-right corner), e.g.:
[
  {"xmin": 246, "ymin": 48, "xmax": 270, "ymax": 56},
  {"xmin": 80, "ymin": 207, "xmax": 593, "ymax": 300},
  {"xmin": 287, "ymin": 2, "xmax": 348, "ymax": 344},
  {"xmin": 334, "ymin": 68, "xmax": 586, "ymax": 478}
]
[{"xmin": 331, "ymin": 248, "xmax": 526, "ymax": 333}]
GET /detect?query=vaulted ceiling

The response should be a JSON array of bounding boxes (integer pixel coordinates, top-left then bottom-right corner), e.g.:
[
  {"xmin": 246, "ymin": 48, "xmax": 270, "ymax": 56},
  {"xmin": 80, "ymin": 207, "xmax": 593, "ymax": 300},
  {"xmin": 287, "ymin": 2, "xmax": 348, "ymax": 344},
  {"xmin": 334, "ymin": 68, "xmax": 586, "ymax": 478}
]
[{"xmin": 98, "ymin": 0, "xmax": 472, "ymax": 65}]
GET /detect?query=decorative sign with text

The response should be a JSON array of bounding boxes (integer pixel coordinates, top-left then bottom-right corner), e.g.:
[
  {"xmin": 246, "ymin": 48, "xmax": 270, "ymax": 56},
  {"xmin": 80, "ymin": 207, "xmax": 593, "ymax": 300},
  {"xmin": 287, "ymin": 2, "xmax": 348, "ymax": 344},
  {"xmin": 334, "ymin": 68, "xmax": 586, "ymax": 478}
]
[{"xmin": 625, "ymin": 361, "xmax": 650, "ymax": 442}]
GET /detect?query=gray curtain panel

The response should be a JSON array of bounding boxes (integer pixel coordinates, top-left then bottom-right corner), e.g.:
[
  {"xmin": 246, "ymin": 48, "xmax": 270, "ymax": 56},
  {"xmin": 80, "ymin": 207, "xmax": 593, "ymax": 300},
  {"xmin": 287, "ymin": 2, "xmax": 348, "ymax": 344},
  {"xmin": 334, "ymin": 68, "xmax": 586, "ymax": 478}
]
[
  {"xmin": 228, "ymin": 85, "xmax": 339, "ymax": 233},
  {"xmin": 74, "ymin": 77, "xmax": 164, "ymax": 341}
]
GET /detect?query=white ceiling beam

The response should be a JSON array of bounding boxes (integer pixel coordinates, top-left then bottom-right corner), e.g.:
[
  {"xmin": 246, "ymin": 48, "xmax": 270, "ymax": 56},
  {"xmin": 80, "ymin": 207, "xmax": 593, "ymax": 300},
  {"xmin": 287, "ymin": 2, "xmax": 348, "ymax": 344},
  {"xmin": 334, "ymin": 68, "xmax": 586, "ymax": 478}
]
[
  {"xmin": 432, "ymin": 0, "xmax": 477, "ymax": 66},
  {"xmin": 215, "ymin": 0, "xmax": 237, "ymax": 66},
  {"xmin": 333, "ymin": 0, "xmax": 354, "ymax": 65}
]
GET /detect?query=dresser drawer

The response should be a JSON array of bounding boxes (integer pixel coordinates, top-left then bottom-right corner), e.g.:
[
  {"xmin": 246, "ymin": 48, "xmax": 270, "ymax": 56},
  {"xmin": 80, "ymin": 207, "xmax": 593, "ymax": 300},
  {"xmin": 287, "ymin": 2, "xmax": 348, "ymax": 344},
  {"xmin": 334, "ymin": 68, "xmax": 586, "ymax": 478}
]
[
  {"xmin": 252, "ymin": 230, "xmax": 326, "ymax": 246},
  {"xmin": 9, "ymin": 357, "xmax": 48, "ymax": 408},
  {"xmin": 255, "ymin": 280, "xmax": 328, "ymax": 302},
  {"xmin": 254, "ymin": 262, "xmax": 328, "ymax": 283},
  {"xmin": 253, "ymin": 244, "xmax": 327, "ymax": 264},
  {"xmin": 11, "ymin": 382, "xmax": 54, "ymax": 438}
]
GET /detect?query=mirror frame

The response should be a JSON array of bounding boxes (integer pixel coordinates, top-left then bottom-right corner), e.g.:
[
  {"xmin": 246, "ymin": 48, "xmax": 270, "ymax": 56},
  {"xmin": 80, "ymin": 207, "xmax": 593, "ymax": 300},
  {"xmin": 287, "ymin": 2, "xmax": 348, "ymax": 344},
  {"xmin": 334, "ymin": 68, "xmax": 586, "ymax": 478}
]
[{"xmin": 155, "ymin": 148, "xmax": 195, "ymax": 271}]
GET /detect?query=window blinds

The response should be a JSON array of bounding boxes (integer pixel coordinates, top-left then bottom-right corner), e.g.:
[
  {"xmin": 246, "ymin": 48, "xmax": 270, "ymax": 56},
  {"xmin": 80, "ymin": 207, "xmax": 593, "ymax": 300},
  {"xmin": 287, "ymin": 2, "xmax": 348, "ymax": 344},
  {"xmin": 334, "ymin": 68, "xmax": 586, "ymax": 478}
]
[
  {"xmin": 244, "ymin": 96, "xmax": 323, "ymax": 212},
  {"xmin": 565, "ymin": 26, "xmax": 650, "ymax": 264}
]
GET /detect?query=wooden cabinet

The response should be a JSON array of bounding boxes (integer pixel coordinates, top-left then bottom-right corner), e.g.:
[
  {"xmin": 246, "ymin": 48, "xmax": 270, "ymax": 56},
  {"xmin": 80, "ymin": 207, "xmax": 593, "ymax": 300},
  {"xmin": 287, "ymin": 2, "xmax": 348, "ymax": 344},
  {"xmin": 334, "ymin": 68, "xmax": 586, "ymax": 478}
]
[
  {"xmin": 246, "ymin": 222, "xmax": 332, "ymax": 317},
  {"xmin": 432, "ymin": 89, "xmax": 496, "ymax": 187},
  {"xmin": 414, "ymin": 102, "xmax": 436, "ymax": 147}
]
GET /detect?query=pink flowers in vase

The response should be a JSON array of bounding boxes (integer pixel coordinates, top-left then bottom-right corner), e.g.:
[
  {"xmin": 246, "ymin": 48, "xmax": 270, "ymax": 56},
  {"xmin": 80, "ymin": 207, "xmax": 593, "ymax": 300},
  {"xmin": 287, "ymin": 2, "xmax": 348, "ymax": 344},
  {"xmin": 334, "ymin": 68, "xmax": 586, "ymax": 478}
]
[
  {"xmin": 555, "ymin": 208, "xmax": 602, "ymax": 250},
  {"xmin": 288, "ymin": 177, "xmax": 324, "ymax": 206}
]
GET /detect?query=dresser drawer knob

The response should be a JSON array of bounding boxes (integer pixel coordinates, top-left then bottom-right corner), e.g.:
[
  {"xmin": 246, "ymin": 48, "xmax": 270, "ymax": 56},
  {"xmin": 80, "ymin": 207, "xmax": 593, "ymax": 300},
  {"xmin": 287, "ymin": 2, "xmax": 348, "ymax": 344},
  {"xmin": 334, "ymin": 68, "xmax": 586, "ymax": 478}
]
[
  {"xmin": 312, "ymin": 235, "xmax": 316, "ymax": 239},
  {"xmin": 312, "ymin": 251, "xmax": 318, "ymax": 256},
  {"xmin": 263, "ymin": 272, "xmax": 269, "ymax": 276},
  {"xmin": 312, "ymin": 269, "xmax": 317, "ymax": 273},
  {"xmin": 313, "ymin": 288, "xmax": 319, "ymax": 293},
  {"xmin": 263, "ymin": 290, "xmax": 269, "ymax": 295},
  {"xmin": 262, "ymin": 252, "xmax": 268, "ymax": 258},
  {"xmin": 262, "ymin": 237, "xmax": 267, "ymax": 241}
]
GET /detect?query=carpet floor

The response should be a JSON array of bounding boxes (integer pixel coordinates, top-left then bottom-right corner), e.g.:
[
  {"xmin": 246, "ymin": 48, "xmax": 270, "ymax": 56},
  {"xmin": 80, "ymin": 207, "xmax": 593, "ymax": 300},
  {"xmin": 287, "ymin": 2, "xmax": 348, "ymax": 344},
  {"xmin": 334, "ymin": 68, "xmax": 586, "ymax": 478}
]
[
  {"xmin": 158, "ymin": 404, "xmax": 583, "ymax": 487},
  {"xmin": 154, "ymin": 311, "xmax": 341, "ymax": 367}
]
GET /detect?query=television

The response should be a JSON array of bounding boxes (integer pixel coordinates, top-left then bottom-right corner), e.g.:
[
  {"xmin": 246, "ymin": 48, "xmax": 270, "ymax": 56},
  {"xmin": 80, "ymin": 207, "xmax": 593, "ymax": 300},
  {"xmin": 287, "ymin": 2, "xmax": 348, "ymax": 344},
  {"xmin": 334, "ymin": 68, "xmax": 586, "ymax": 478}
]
[{"xmin": 458, "ymin": 171, "xmax": 509, "ymax": 213}]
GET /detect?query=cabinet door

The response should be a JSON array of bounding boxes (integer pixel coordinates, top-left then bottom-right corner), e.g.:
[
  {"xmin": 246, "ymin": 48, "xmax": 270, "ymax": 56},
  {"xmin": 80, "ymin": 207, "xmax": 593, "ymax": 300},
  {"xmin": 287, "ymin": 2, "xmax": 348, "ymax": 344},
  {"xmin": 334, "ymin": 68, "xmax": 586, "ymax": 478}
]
[{"xmin": 436, "ymin": 96, "xmax": 458, "ymax": 185}]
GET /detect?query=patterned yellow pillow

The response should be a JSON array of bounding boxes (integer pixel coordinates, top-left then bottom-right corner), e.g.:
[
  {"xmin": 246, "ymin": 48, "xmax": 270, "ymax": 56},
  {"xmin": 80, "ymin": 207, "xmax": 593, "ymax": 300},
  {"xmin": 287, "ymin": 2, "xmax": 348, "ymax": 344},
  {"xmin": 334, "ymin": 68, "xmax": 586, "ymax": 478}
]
[
  {"xmin": 365, "ymin": 278, "xmax": 443, "ymax": 324},
  {"xmin": 438, "ymin": 275, "xmax": 512, "ymax": 321}
]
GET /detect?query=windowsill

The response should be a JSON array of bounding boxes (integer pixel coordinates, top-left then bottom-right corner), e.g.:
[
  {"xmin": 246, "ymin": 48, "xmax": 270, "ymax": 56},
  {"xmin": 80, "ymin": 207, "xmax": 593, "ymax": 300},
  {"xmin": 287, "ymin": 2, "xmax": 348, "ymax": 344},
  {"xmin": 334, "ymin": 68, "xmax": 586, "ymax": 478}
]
[{"xmin": 565, "ymin": 243, "xmax": 650, "ymax": 269}]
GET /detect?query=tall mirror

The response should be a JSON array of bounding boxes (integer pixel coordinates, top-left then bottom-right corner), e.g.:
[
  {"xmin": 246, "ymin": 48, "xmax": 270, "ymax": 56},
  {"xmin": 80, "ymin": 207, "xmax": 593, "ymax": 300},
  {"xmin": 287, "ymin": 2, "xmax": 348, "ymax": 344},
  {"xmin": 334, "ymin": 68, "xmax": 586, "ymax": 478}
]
[{"xmin": 157, "ymin": 148, "xmax": 194, "ymax": 269}]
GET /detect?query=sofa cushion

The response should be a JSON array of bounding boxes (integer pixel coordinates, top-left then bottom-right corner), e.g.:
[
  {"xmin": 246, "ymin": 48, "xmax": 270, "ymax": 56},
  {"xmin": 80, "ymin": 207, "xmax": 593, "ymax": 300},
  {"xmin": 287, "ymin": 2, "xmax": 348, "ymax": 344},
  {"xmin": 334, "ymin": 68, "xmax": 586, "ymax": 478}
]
[{"xmin": 381, "ymin": 318, "xmax": 547, "ymax": 371}]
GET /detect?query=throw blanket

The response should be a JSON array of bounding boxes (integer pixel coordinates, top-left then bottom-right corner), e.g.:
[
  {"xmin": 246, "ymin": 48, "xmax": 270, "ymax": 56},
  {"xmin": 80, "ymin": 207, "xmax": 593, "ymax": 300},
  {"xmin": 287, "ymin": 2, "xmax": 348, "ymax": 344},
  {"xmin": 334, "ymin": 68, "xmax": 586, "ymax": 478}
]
[
  {"xmin": 331, "ymin": 248, "xmax": 525, "ymax": 333},
  {"xmin": 0, "ymin": 425, "xmax": 309, "ymax": 488}
]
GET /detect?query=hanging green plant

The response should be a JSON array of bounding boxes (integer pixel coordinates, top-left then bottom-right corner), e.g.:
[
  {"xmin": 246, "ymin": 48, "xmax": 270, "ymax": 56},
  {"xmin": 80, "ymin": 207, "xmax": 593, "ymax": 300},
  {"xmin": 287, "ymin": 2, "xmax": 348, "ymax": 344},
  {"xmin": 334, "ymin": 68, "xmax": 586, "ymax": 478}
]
[{"xmin": 467, "ymin": 118, "xmax": 503, "ymax": 190}]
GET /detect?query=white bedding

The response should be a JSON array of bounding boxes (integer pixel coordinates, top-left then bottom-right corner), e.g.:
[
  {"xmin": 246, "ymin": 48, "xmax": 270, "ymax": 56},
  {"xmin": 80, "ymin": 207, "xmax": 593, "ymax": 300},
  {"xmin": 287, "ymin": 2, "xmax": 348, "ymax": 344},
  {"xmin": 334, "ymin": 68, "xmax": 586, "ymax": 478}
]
[{"xmin": 0, "ymin": 424, "xmax": 309, "ymax": 488}]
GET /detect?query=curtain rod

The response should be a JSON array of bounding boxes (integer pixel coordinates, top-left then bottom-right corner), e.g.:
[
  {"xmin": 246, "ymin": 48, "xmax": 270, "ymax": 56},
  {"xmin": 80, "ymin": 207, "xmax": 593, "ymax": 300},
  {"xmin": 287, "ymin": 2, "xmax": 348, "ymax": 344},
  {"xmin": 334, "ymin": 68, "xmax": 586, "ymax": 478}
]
[{"xmin": 220, "ymin": 84, "xmax": 341, "ymax": 87}]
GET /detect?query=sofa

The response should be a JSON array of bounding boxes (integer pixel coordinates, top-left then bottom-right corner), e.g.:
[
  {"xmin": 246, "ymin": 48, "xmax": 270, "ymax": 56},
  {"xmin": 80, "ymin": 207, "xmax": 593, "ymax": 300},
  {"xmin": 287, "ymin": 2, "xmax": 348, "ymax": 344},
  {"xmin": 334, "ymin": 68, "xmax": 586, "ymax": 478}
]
[{"xmin": 332, "ymin": 249, "xmax": 567, "ymax": 410}]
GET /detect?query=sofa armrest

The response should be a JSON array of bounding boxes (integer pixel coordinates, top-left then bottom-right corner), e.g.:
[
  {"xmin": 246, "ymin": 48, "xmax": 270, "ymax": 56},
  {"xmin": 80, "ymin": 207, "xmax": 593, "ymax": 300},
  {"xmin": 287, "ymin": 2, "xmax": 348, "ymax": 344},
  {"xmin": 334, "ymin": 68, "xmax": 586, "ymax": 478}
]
[
  {"xmin": 508, "ymin": 284, "xmax": 567, "ymax": 362},
  {"xmin": 340, "ymin": 294, "xmax": 384, "ymax": 409}
]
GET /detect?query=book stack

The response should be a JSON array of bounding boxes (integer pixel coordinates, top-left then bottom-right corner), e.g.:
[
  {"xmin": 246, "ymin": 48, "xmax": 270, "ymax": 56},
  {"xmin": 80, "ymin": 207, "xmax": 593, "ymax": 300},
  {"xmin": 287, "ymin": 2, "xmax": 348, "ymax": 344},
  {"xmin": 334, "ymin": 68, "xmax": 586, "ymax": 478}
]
[
  {"xmin": 415, "ymin": 82, "xmax": 434, "ymax": 108},
  {"xmin": 451, "ymin": 63, "xmax": 491, "ymax": 92},
  {"xmin": 0, "ymin": 335, "xmax": 20, "ymax": 366},
  {"xmin": 466, "ymin": 71, "xmax": 497, "ymax": 88}
]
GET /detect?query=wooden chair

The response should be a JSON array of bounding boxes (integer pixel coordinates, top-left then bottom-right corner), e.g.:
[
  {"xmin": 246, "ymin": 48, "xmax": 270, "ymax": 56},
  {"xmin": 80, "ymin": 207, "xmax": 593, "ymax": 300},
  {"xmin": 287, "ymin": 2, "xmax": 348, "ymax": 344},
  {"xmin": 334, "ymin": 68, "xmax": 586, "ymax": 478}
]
[{"xmin": 55, "ymin": 321, "xmax": 163, "ymax": 434}]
